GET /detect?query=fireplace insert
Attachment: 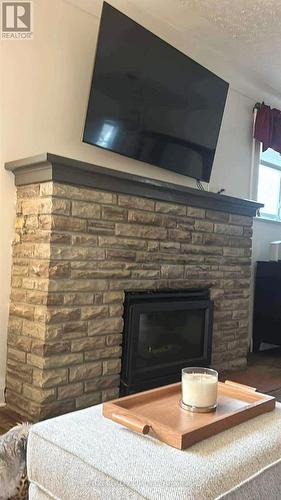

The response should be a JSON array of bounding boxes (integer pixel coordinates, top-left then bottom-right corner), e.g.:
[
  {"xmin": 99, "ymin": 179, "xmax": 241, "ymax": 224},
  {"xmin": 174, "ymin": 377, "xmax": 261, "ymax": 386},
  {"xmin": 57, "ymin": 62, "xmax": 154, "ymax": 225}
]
[{"xmin": 120, "ymin": 288, "xmax": 213, "ymax": 395}]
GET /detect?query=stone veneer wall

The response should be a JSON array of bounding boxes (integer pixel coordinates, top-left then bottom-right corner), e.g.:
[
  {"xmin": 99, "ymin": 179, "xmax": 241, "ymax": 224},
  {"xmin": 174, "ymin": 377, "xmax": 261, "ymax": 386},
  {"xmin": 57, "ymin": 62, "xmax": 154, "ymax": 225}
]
[{"xmin": 6, "ymin": 182, "xmax": 252, "ymax": 420}]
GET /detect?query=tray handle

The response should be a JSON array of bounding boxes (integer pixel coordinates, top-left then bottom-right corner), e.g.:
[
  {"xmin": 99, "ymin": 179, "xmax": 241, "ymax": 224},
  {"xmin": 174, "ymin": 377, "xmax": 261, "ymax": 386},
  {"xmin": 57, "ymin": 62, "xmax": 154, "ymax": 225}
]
[
  {"xmin": 224, "ymin": 380, "xmax": 256, "ymax": 392},
  {"xmin": 111, "ymin": 412, "xmax": 151, "ymax": 435}
]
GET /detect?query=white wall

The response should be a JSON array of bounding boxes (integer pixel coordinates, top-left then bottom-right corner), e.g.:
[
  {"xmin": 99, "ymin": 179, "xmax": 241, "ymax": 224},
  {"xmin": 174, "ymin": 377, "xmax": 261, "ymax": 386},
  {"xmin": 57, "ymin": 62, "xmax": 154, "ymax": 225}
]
[
  {"xmin": 1, "ymin": 0, "xmax": 280, "ymax": 402},
  {"xmin": 210, "ymin": 89, "xmax": 255, "ymax": 198},
  {"xmin": 252, "ymin": 220, "xmax": 281, "ymax": 262},
  {"xmin": 0, "ymin": 156, "xmax": 15, "ymax": 405},
  {"xmin": 0, "ymin": 37, "xmax": 15, "ymax": 402}
]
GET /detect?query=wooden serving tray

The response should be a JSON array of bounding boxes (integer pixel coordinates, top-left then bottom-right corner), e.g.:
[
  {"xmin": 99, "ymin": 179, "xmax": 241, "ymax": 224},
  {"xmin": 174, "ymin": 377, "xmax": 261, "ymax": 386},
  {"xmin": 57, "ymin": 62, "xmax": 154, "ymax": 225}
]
[{"xmin": 103, "ymin": 380, "xmax": 276, "ymax": 449}]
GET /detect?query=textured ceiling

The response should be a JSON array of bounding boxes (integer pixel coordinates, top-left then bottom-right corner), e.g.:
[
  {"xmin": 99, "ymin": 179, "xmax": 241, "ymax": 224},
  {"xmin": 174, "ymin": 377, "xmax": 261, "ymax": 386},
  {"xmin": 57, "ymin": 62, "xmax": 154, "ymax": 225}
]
[{"xmin": 181, "ymin": 0, "xmax": 281, "ymax": 42}]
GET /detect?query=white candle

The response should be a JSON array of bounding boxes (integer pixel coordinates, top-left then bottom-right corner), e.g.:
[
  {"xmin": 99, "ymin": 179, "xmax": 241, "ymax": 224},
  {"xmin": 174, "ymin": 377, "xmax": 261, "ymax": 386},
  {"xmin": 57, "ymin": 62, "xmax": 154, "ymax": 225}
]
[
  {"xmin": 182, "ymin": 370, "xmax": 218, "ymax": 409},
  {"xmin": 269, "ymin": 242, "xmax": 280, "ymax": 262}
]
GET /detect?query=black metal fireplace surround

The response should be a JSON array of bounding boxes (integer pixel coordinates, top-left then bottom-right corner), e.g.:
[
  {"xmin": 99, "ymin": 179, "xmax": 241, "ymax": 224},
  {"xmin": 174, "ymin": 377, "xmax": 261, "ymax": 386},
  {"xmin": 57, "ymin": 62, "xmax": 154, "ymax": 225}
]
[{"xmin": 120, "ymin": 289, "xmax": 213, "ymax": 396}]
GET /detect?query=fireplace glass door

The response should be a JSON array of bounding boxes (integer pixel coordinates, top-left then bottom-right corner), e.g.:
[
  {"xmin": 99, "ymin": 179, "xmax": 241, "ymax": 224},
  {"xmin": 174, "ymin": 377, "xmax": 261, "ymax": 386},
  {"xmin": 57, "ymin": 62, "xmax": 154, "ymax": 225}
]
[{"xmin": 120, "ymin": 289, "xmax": 213, "ymax": 395}]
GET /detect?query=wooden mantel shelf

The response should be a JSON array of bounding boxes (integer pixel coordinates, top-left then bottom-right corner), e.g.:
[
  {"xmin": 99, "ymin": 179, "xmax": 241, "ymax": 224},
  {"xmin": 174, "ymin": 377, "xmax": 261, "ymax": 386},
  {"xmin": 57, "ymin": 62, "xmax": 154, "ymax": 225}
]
[{"xmin": 5, "ymin": 153, "xmax": 263, "ymax": 217}]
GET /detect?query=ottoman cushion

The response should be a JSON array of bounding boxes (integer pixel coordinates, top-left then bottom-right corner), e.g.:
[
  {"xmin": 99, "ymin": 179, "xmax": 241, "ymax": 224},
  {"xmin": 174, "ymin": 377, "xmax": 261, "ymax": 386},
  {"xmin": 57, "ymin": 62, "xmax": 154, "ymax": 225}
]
[{"xmin": 27, "ymin": 403, "xmax": 281, "ymax": 499}]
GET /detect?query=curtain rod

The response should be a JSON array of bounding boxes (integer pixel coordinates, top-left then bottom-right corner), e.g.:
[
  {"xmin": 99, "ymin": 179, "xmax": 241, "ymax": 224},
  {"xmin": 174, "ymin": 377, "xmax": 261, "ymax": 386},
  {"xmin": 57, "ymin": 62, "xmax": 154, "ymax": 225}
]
[{"xmin": 253, "ymin": 102, "xmax": 263, "ymax": 111}]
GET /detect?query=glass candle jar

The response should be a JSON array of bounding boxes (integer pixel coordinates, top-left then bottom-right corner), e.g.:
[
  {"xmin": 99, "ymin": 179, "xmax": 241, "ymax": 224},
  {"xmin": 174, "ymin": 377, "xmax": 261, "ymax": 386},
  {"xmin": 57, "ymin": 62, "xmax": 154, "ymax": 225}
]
[{"xmin": 181, "ymin": 367, "xmax": 218, "ymax": 413}]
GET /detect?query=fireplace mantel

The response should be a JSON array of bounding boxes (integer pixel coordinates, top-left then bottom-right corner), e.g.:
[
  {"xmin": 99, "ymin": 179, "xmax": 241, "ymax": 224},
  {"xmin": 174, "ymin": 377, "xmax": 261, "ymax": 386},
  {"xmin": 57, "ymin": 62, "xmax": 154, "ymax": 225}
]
[{"xmin": 5, "ymin": 153, "xmax": 262, "ymax": 216}]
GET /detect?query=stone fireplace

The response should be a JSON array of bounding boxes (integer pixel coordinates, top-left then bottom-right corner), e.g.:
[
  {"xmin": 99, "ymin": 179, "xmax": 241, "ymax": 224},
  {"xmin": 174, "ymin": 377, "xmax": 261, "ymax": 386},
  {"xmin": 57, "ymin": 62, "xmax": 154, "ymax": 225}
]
[{"xmin": 5, "ymin": 153, "xmax": 261, "ymax": 420}]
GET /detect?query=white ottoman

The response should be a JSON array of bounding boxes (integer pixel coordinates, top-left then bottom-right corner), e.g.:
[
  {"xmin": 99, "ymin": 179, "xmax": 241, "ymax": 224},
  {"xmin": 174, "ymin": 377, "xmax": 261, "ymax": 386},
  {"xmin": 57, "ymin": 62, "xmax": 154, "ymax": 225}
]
[{"xmin": 27, "ymin": 403, "xmax": 281, "ymax": 499}]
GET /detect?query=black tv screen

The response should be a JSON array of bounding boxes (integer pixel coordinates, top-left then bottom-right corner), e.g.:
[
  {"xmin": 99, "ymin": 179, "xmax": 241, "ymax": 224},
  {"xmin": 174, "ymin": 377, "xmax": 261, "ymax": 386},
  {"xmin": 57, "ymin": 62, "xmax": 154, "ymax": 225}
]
[{"xmin": 83, "ymin": 2, "xmax": 229, "ymax": 182}]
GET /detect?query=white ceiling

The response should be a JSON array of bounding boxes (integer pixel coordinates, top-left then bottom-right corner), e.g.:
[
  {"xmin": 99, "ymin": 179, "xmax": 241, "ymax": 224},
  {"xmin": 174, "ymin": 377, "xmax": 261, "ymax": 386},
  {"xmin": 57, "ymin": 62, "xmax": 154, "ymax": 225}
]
[
  {"xmin": 181, "ymin": 0, "xmax": 281, "ymax": 42},
  {"xmin": 65, "ymin": 0, "xmax": 281, "ymax": 107}
]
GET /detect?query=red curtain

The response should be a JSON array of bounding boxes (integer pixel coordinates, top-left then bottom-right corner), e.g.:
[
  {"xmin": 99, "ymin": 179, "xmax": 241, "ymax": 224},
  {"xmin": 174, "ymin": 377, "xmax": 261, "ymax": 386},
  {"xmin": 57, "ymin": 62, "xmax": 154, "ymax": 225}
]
[{"xmin": 254, "ymin": 103, "xmax": 281, "ymax": 154}]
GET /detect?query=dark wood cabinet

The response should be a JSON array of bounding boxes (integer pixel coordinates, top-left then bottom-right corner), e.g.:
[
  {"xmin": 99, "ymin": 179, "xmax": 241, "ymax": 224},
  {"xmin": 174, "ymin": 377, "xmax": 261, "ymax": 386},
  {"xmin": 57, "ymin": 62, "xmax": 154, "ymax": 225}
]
[{"xmin": 253, "ymin": 261, "xmax": 281, "ymax": 352}]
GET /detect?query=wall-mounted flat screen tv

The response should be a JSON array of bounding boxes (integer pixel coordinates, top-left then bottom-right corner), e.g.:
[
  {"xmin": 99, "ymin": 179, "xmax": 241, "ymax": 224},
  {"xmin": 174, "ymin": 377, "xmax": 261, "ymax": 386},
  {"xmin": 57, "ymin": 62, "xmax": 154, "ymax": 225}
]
[{"xmin": 83, "ymin": 2, "xmax": 229, "ymax": 182}]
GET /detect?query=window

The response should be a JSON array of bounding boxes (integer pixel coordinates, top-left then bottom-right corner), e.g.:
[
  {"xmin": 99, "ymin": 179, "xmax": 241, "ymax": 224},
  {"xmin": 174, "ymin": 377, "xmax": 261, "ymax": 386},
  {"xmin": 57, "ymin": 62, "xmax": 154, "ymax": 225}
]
[{"xmin": 257, "ymin": 148, "xmax": 281, "ymax": 221}]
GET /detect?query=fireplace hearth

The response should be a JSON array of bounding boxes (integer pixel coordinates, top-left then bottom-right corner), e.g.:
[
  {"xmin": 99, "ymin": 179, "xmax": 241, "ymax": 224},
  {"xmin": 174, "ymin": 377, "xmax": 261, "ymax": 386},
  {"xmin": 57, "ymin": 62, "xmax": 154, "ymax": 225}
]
[{"xmin": 120, "ymin": 289, "xmax": 213, "ymax": 395}]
